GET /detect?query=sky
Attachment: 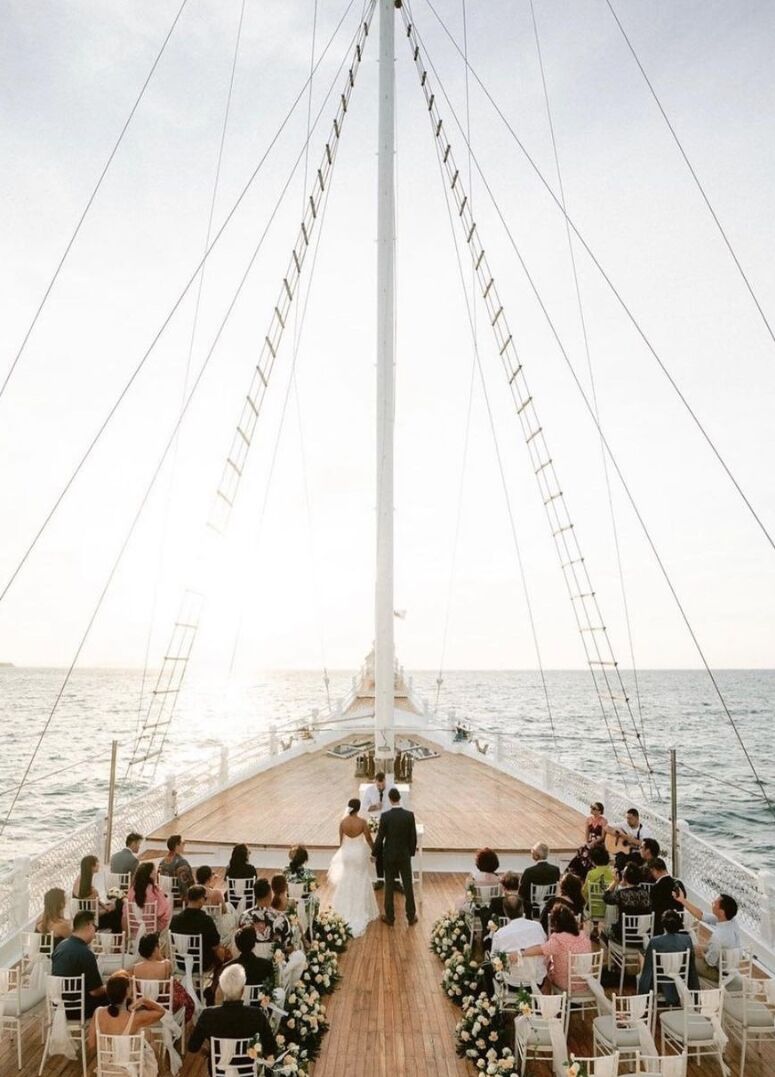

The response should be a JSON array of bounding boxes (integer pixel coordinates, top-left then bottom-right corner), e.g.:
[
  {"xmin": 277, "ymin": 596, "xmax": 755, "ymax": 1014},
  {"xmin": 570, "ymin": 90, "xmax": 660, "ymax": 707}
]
[{"xmin": 0, "ymin": 0, "xmax": 773, "ymax": 674}]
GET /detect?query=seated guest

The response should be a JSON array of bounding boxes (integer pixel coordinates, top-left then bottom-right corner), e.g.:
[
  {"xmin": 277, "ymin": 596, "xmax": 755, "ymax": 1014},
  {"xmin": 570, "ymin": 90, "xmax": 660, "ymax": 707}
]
[
  {"xmin": 126, "ymin": 862, "xmax": 172, "ymax": 933},
  {"xmin": 606, "ymin": 807, "xmax": 653, "ymax": 870},
  {"xmin": 188, "ymin": 964, "xmax": 276, "ymax": 1066},
  {"xmin": 602, "ymin": 862, "xmax": 651, "ymax": 943},
  {"xmin": 673, "ymin": 891, "xmax": 740, "ymax": 983},
  {"xmin": 51, "ymin": 911, "xmax": 105, "ymax": 1016},
  {"xmin": 637, "ymin": 909, "xmax": 699, "ymax": 1004},
  {"xmin": 585, "ymin": 802, "xmax": 608, "ymax": 847},
  {"xmin": 36, "ymin": 887, "xmax": 71, "ymax": 951},
  {"xmin": 196, "ymin": 865, "xmax": 226, "ymax": 907},
  {"xmin": 158, "ymin": 834, "xmax": 194, "ymax": 900},
  {"xmin": 239, "ymin": 879, "xmax": 291, "ymax": 951},
  {"xmin": 285, "ymin": 845, "xmax": 310, "ymax": 883},
  {"xmin": 222, "ymin": 926, "xmax": 274, "ymax": 987},
  {"xmin": 640, "ymin": 838, "xmax": 661, "ymax": 877},
  {"xmin": 170, "ymin": 886, "xmax": 228, "ymax": 972},
  {"xmin": 523, "ymin": 904, "xmax": 593, "ymax": 991},
  {"xmin": 540, "ymin": 872, "xmax": 584, "ymax": 934},
  {"xmin": 471, "ymin": 848, "xmax": 501, "ymax": 885},
  {"xmin": 131, "ymin": 931, "xmax": 196, "ymax": 1023},
  {"xmin": 271, "ymin": 875, "xmax": 289, "ymax": 912},
  {"xmin": 648, "ymin": 858, "xmax": 685, "ymax": 934},
  {"xmin": 109, "ymin": 832, "xmax": 142, "ymax": 878},
  {"xmin": 518, "ymin": 843, "xmax": 560, "ymax": 919},
  {"xmin": 224, "ymin": 844, "xmax": 257, "ymax": 905},
  {"xmin": 582, "ymin": 845, "xmax": 614, "ymax": 942},
  {"xmin": 491, "ymin": 895, "xmax": 547, "ymax": 986},
  {"xmin": 87, "ymin": 970, "xmax": 165, "ymax": 1054},
  {"xmin": 72, "ymin": 854, "xmax": 123, "ymax": 933}
]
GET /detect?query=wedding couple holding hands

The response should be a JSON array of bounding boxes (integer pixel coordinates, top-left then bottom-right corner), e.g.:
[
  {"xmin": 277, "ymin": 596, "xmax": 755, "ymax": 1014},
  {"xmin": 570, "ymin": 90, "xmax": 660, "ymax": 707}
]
[{"xmin": 327, "ymin": 772, "xmax": 418, "ymax": 935}]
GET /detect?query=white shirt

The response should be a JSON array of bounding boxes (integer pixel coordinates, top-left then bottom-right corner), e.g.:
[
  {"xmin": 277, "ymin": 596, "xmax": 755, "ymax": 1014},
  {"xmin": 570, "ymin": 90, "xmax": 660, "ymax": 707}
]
[
  {"xmin": 618, "ymin": 819, "xmax": 652, "ymax": 843},
  {"xmin": 702, "ymin": 913, "xmax": 741, "ymax": 967},
  {"xmin": 361, "ymin": 780, "xmax": 395, "ymax": 817},
  {"xmin": 491, "ymin": 918, "xmax": 547, "ymax": 983}
]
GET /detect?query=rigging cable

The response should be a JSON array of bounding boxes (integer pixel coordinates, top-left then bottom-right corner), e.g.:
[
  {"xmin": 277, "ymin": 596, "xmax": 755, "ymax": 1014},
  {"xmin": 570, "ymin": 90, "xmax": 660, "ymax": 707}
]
[
  {"xmin": 0, "ymin": 18, "xmax": 367, "ymax": 835},
  {"xmin": 0, "ymin": 0, "xmax": 362, "ymax": 611},
  {"xmin": 137, "ymin": 0, "xmax": 248, "ymax": 735},
  {"xmin": 605, "ymin": 0, "xmax": 775, "ymax": 354},
  {"xmin": 418, "ymin": 0, "xmax": 775, "ymax": 556},
  {"xmin": 528, "ymin": 0, "xmax": 645, "ymax": 745},
  {"xmin": 405, "ymin": 6, "xmax": 774, "ymax": 818},
  {"xmin": 0, "ymin": 0, "xmax": 191, "ymax": 404}
]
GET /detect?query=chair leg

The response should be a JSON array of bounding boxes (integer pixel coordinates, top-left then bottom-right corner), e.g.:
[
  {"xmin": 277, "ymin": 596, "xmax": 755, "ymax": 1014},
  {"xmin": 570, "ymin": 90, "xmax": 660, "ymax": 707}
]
[
  {"xmin": 16, "ymin": 1022, "xmax": 22, "ymax": 1071},
  {"xmin": 740, "ymin": 1030, "xmax": 747, "ymax": 1077},
  {"xmin": 38, "ymin": 1031, "xmax": 50, "ymax": 1077}
]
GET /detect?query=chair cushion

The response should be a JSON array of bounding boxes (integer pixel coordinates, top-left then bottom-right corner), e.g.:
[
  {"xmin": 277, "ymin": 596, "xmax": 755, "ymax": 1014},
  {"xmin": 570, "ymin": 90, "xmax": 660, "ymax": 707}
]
[
  {"xmin": 660, "ymin": 1011, "xmax": 715, "ymax": 1042},
  {"xmin": 592, "ymin": 1016, "xmax": 642, "ymax": 1048},
  {"xmin": 724, "ymin": 997, "xmax": 775, "ymax": 1028}
]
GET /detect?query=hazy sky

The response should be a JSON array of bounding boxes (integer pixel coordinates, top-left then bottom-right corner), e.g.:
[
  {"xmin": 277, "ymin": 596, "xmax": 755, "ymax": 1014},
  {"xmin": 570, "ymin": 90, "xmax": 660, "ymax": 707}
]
[{"xmin": 1, "ymin": 0, "xmax": 773, "ymax": 674}]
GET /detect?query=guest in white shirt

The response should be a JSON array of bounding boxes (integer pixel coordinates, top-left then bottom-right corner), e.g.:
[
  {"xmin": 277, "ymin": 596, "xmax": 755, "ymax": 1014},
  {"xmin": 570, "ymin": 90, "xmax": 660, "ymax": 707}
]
[
  {"xmin": 673, "ymin": 891, "xmax": 741, "ymax": 982},
  {"xmin": 490, "ymin": 895, "xmax": 547, "ymax": 987},
  {"xmin": 361, "ymin": 771, "xmax": 396, "ymax": 891}
]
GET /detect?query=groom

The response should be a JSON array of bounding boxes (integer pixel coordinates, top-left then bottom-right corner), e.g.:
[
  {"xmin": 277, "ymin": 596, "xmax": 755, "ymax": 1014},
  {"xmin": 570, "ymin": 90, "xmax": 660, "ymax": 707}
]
[{"xmin": 373, "ymin": 788, "xmax": 418, "ymax": 926}]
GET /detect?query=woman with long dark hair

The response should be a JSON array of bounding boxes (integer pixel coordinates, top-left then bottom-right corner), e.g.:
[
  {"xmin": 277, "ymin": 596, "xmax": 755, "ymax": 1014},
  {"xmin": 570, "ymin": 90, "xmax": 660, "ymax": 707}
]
[
  {"xmin": 71, "ymin": 855, "xmax": 123, "ymax": 933},
  {"xmin": 125, "ymin": 862, "xmax": 172, "ymax": 933},
  {"xmin": 326, "ymin": 799, "xmax": 378, "ymax": 937},
  {"xmin": 224, "ymin": 843, "xmax": 257, "ymax": 907}
]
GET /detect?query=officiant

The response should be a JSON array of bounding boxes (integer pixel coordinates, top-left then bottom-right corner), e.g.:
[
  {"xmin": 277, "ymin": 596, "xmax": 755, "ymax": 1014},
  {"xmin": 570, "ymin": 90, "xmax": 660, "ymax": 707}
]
[{"xmin": 360, "ymin": 770, "xmax": 397, "ymax": 891}]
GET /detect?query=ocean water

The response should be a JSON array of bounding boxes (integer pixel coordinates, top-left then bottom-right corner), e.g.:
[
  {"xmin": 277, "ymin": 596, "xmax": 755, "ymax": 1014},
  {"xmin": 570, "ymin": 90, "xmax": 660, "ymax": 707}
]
[{"xmin": 0, "ymin": 666, "xmax": 772, "ymax": 872}]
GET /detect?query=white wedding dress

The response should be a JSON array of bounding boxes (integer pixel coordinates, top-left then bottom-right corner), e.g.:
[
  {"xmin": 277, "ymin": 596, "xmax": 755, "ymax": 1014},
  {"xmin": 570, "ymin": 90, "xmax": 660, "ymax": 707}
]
[{"xmin": 327, "ymin": 832, "xmax": 379, "ymax": 937}]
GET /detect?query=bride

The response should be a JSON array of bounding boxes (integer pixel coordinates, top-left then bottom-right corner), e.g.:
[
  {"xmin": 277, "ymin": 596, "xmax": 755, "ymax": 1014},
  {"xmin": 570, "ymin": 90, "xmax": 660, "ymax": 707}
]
[{"xmin": 327, "ymin": 798, "xmax": 379, "ymax": 937}]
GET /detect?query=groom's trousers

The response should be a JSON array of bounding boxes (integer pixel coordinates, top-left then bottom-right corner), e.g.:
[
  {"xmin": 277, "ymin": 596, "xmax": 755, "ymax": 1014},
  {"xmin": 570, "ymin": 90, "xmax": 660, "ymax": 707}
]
[{"xmin": 383, "ymin": 856, "xmax": 416, "ymax": 923}]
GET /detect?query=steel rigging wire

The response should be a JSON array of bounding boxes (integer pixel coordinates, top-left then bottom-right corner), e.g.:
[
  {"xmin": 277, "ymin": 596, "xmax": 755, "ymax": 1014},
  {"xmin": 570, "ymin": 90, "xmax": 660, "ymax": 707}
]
[
  {"xmin": 0, "ymin": 0, "xmax": 362, "ymax": 611},
  {"xmin": 404, "ymin": 2, "xmax": 775, "ymax": 819},
  {"xmin": 419, "ymin": 0, "xmax": 775, "ymax": 557}
]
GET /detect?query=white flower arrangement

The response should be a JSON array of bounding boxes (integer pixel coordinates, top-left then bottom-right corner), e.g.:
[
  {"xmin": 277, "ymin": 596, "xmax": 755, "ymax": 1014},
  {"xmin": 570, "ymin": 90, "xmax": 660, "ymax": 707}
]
[
  {"xmin": 454, "ymin": 992, "xmax": 515, "ymax": 1073},
  {"xmin": 441, "ymin": 948, "xmax": 482, "ymax": 1005},
  {"xmin": 106, "ymin": 887, "xmax": 126, "ymax": 901},
  {"xmin": 312, "ymin": 909, "xmax": 352, "ymax": 954},
  {"xmin": 429, "ymin": 910, "xmax": 469, "ymax": 961},
  {"xmin": 280, "ymin": 978, "xmax": 328, "ymax": 1058},
  {"xmin": 301, "ymin": 938, "xmax": 341, "ymax": 995}
]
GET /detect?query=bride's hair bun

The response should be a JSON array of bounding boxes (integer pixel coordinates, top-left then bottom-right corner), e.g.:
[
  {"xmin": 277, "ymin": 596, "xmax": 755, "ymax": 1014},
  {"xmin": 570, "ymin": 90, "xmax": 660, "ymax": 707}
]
[{"xmin": 347, "ymin": 798, "xmax": 361, "ymax": 815}]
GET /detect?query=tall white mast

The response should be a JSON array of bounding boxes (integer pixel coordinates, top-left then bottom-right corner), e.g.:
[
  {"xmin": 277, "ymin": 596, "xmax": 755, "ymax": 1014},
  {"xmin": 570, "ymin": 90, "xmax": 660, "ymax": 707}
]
[{"xmin": 374, "ymin": 0, "xmax": 396, "ymax": 771}]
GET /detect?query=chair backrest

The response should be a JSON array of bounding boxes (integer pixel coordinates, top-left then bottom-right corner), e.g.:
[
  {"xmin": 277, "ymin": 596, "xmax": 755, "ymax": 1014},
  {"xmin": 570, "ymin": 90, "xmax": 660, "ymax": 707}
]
[
  {"xmin": 210, "ymin": 1036, "xmax": 259, "ymax": 1076},
  {"xmin": 652, "ymin": 947, "xmax": 691, "ymax": 995},
  {"xmin": 640, "ymin": 881, "xmax": 655, "ymax": 893},
  {"xmin": 21, "ymin": 931, "xmax": 54, "ymax": 960},
  {"xmin": 127, "ymin": 901, "xmax": 158, "ymax": 936},
  {"xmin": 170, "ymin": 932, "xmax": 204, "ymax": 974},
  {"xmin": 530, "ymin": 882, "xmax": 556, "ymax": 911},
  {"xmin": 243, "ymin": 983, "xmax": 270, "ymax": 1008},
  {"xmin": 70, "ymin": 895, "xmax": 99, "ymax": 918},
  {"xmin": 529, "ymin": 991, "xmax": 567, "ymax": 1026},
  {"xmin": 622, "ymin": 912, "xmax": 655, "ymax": 948},
  {"xmin": 96, "ymin": 1032, "xmax": 146, "ymax": 1077},
  {"xmin": 46, "ymin": 974, "xmax": 86, "ymax": 1024},
  {"xmin": 132, "ymin": 976, "xmax": 174, "ymax": 1015},
  {"xmin": 719, "ymin": 947, "xmax": 753, "ymax": 983},
  {"xmin": 635, "ymin": 1056, "xmax": 688, "ymax": 1077},
  {"xmin": 105, "ymin": 872, "xmax": 132, "ymax": 893},
  {"xmin": 0, "ymin": 966, "xmax": 21, "ymax": 1008},
  {"xmin": 566, "ymin": 1054, "xmax": 620, "ymax": 1076},
  {"xmin": 228, "ymin": 878, "xmax": 256, "ymax": 910},
  {"xmin": 158, "ymin": 874, "xmax": 181, "ymax": 903},
  {"xmin": 612, "ymin": 991, "xmax": 654, "ymax": 1029},
  {"xmin": 92, "ymin": 932, "xmax": 126, "ymax": 958},
  {"xmin": 473, "ymin": 884, "xmax": 501, "ymax": 904},
  {"xmin": 726, "ymin": 976, "xmax": 775, "ymax": 1022},
  {"xmin": 567, "ymin": 948, "xmax": 603, "ymax": 993},
  {"xmin": 679, "ymin": 909, "xmax": 699, "ymax": 935}
]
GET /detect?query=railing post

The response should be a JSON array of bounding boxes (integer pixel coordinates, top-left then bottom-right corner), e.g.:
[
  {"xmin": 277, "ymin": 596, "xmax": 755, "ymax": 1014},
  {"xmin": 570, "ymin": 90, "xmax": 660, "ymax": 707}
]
[
  {"xmin": 269, "ymin": 724, "xmax": 278, "ymax": 756},
  {"xmin": 219, "ymin": 745, "xmax": 229, "ymax": 786},
  {"xmin": 165, "ymin": 775, "xmax": 178, "ymax": 820},
  {"xmin": 11, "ymin": 857, "xmax": 31, "ymax": 930},
  {"xmin": 757, "ymin": 870, "xmax": 775, "ymax": 948}
]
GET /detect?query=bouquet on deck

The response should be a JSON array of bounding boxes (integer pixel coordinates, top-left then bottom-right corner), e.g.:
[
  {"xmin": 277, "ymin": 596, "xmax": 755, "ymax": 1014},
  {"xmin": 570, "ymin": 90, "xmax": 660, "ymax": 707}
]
[
  {"xmin": 429, "ymin": 910, "xmax": 468, "ymax": 961},
  {"xmin": 280, "ymin": 979, "xmax": 329, "ymax": 1059},
  {"xmin": 106, "ymin": 887, "xmax": 126, "ymax": 901},
  {"xmin": 285, "ymin": 866, "xmax": 318, "ymax": 893},
  {"xmin": 301, "ymin": 938, "xmax": 341, "ymax": 995},
  {"xmin": 441, "ymin": 947, "xmax": 482, "ymax": 1004},
  {"xmin": 455, "ymin": 991, "xmax": 516, "ymax": 1073},
  {"xmin": 312, "ymin": 909, "xmax": 351, "ymax": 953},
  {"xmin": 246, "ymin": 1036, "xmax": 311, "ymax": 1076}
]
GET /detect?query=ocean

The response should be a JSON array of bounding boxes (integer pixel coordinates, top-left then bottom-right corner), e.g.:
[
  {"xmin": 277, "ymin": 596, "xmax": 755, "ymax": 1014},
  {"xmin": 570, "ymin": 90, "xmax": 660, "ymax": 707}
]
[{"xmin": 0, "ymin": 666, "xmax": 772, "ymax": 872}]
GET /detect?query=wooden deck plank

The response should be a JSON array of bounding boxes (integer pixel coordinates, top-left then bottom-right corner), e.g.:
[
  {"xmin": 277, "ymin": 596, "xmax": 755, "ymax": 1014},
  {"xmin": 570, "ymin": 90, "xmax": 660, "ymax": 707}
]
[
  {"xmin": 149, "ymin": 740, "xmax": 585, "ymax": 853},
  {"xmin": 3, "ymin": 869, "xmax": 774, "ymax": 1076}
]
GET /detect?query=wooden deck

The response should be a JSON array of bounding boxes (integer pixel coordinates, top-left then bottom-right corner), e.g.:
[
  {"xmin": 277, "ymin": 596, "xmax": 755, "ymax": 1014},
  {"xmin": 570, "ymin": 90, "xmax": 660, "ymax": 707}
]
[
  {"xmin": 4, "ymin": 870, "xmax": 773, "ymax": 1077},
  {"xmin": 149, "ymin": 740, "xmax": 584, "ymax": 854}
]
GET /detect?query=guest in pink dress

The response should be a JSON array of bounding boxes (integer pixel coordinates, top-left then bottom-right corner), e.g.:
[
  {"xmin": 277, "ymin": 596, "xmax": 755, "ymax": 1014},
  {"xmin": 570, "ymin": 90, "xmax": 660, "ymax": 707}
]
[
  {"xmin": 521, "ymin": 904, "xmax": 592, "ymax": 991},
  {"xmin": 125, "ymin": 863, "xmax": 172, "ymax": 934}
]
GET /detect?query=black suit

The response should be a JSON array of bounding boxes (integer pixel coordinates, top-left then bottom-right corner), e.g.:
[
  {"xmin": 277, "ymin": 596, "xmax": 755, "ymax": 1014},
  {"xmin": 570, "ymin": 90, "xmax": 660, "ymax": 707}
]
[
  {"xmin": 374, "ymin": 805, "xmax": 417, "ymax": 923},
  {"xmin": 518, "ymin": 861, "xmax": 560, "ymax": 919},
  {"xmin": 188, "ymin": 999, "xmax": 276, "ymax": 1070}
]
